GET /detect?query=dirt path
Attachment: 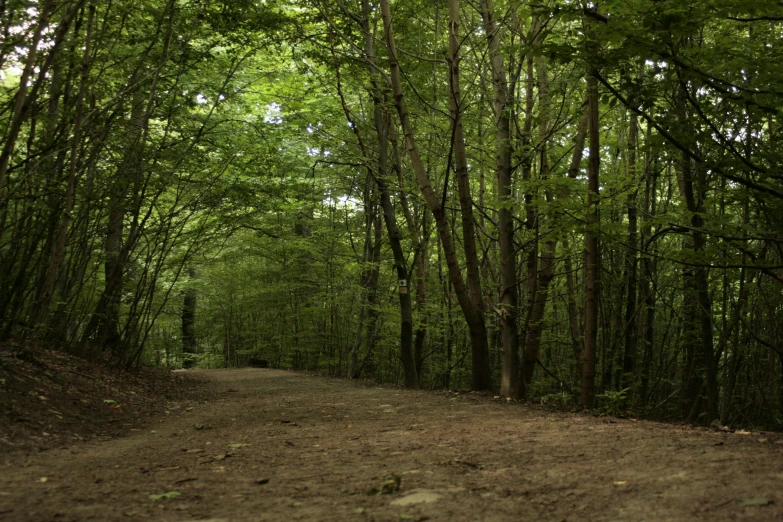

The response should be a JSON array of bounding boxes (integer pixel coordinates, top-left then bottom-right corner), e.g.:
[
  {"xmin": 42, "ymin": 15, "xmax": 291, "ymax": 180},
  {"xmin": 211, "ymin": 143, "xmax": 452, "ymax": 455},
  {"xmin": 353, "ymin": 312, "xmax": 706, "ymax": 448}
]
[{"xmin": 1, "ymin": 369, "xmax": 782, "ymax": 521}]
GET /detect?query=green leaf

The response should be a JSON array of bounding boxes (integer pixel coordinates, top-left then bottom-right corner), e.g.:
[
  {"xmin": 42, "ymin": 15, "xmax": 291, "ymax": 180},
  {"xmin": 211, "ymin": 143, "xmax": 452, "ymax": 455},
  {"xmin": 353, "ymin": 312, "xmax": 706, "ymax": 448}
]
[
  {"xmin": 367, "ymin": 474, "xmax": 401, "ymax": 495},
  {"xmin": 149, "ymin": 491, "xmax": 181, "ymax": 501},
  {"xmin": 738, "ymin": 498, "xmax": 772, "ymax": 507}
]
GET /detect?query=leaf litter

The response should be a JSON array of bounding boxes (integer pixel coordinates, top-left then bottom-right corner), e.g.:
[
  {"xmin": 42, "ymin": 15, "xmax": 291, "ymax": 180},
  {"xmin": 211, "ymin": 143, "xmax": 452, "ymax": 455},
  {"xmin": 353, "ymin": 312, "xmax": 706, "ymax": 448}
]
[{"xmin": 1, "ymin": 368, "xmax": 782, "ymax": 521}]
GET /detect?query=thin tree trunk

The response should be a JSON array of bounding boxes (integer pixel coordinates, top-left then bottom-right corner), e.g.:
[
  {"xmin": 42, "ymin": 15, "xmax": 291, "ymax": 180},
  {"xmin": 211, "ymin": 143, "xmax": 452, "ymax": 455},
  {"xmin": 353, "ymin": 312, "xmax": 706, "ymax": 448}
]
[
  {"xmin": 182, "ymin": 267, "xmax": 197, "ymax": 368},
  {"xmin": 479, "ymin": 0, "xmax": 519, "ymax": 398},
  {"xmin": 564, "ymin": 110, "xmax": 589, "ymax": 379},
  {"xmin": 675, "ymin": 82, "xmax": 718, "ymax": 423},
  {"xmin": 391, "ymin": 124, "xmax": 429, "ymax": 382},
  {"xmin": 380, "ymin": 0, "xmax": 491, "ymax": 390},
  {"xmin": 349, "ymin": 179, "xmax": 377, "ymax": 379},
  {"xmin": 447, "ymin": 0, "xmax": 492, "ymax": 391},
  {"xmin": 359, "ymin": 1, "xmax": 417, "ymax": 387},
  {"xmin": 639, "ymin": 136, "xmax": 657, "ymax": 405},
  {"xmin": 30, "ymin": 5, "xmax": 94, "ymax": 333},
  {"xmin": 622, "ymin": 112, "xmax": 639, "ymax": 396},
  {"xmin": 581, "ymin": 30, "xmax": 601, "ymax": 409},
  {"xmin": 355, "ymin": 214, "xmax": 383, "ymax": 379},
  {"xmin": 0, "ymin": 0, "xmax": 54, "ymax": 192},
  {"xmin": 520, "ymin": 49, "xmax": 555, "ymax": 399}
]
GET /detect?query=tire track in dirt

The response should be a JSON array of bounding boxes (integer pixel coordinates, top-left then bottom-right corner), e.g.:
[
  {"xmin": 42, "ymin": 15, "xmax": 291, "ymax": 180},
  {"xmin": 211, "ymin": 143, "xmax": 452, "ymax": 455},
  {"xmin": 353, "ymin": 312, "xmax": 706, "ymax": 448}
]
[{"xmin": 1, "ymin": 368, "xmax": 782, "ymax": 521}]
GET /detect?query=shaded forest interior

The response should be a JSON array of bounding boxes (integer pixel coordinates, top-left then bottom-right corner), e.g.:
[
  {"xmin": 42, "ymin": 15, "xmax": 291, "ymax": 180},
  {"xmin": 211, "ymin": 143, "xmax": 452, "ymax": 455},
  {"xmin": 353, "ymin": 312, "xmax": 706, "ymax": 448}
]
[{"xmin": 1, "ymin": 0, "xmax": 783, "ymax": 430}]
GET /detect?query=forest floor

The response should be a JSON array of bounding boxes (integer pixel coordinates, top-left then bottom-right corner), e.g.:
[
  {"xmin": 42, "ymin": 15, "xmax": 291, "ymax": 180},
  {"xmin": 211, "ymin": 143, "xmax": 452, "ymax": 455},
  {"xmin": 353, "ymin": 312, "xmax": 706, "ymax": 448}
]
[{"xmin": 2, "ymin": 364, "xmax": 783, "ymax": 521}]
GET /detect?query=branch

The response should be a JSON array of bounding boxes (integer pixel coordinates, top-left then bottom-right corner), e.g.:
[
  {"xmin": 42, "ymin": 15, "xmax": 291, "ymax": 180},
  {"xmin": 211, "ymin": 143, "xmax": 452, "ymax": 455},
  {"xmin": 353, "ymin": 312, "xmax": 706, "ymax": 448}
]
[
  {"xmin": 726, "ymin": 15, "xmax": 783, "ymax": 22},
  {"xmin": 594, "ymin": 72, "xmax": 783, "ymax": 200}
]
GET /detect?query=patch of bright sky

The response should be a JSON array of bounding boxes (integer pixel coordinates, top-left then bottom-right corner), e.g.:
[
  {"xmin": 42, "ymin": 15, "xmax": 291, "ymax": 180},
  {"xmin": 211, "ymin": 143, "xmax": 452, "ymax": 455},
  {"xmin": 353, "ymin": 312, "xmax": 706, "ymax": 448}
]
[
  {"xmin": 264, "ymin": 102, "xmax": 283, "ymax": 124},
  {"xmin": 306, "ymin": 147, "xmax": 331, "ymax": 158},
  {"xmin": 2, "ymin": 7, "xmax": 56, "ymax": 77},
  {"xmin": 337, "ymin": 195, "xmax": 361, "ymax": 208}
]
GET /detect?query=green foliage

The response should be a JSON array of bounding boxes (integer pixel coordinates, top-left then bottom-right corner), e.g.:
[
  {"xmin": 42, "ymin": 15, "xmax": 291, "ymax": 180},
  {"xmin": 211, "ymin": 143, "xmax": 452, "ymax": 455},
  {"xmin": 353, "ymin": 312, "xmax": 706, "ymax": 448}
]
[{"xmin": 596, "ymin": 388, "xmax": 631, "ymax": 417}]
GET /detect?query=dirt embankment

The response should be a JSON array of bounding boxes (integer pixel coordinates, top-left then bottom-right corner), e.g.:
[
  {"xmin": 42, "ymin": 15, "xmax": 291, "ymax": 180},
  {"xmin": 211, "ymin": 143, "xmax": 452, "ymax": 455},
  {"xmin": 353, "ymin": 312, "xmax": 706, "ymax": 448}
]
[
  {"xmin": 2, "ymin": 367, "xmax": 783, "ymax": 521},
  {"xmin": 0, "ymin": 347, "xmax": 213, "ymax": 454}
]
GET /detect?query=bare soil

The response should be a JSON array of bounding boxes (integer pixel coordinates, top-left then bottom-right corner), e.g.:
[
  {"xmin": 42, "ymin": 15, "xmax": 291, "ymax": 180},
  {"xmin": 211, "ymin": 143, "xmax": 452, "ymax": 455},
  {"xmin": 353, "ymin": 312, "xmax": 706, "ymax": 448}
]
[{"xmin": 2, "ymin": 368, "xmax": 783, "ymax": 522}]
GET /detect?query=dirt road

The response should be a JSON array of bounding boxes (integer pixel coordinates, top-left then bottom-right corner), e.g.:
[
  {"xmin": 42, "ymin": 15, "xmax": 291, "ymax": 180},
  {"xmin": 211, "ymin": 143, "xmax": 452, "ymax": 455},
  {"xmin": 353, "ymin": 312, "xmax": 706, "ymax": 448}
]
[{"xmin": 2, "ymin": 369, "xmax": 782, "ymax": 521}]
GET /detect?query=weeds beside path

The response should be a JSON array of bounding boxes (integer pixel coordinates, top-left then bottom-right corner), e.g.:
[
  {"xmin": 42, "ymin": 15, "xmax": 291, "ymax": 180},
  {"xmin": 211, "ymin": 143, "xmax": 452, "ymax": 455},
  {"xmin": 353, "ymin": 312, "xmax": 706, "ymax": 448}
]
[{"xmin": 2, "ymin": 368, "xmax": 782, "ymax": 521}]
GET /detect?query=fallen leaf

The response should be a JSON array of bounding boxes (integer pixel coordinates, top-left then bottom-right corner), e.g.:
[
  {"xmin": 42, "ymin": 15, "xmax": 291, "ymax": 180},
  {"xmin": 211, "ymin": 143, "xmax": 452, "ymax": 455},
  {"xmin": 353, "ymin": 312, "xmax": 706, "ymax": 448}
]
[
  {"xmin": 612, "ymin": 481, "xmax": 627, "ymax": 486},
  {"xmin": 255, "ymin": 478, "xmax": 270, "ymax": 485},
  {"xmin": 149, "ymin": 491, "xmax": 181, "ymax": 501},
  {"xmin": 103, "ymin": 399, "xmax": 117, "ymax": 405},
  {"xmin": 738, "ymin": 498, "xmax": 772, "ymax": 507},
  {"xmin": 736, "ymin": 430, "xmax": 751, "ymax": 435},
  {"xmin": 391, "ymin": 490, "xmax": 444, "ymax": 506},
  {"xmin": 757, "ymin": 438, "xmax": 768, "ymax": 443},
  {"xmin": 38, "ymin": 477, "xmax": 47, "ymax": 483},
  {"xmin": 227, "ymin": 443, "xmax": 248, "ymax": 449}
]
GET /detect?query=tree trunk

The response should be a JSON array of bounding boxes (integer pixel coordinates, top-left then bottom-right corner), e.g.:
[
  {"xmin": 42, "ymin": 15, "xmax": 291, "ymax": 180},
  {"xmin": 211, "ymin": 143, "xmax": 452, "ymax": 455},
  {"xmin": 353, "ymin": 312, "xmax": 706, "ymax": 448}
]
[
  {"xmin": 447, "ymin": 0, "xmax": 492, "ymax": 391},
  {"xmin": 675, "ymin": 81, "xmax": 718, "ymax": 423},
  {"xmin": 479, "ymin": 0, "xmax": 519, "ymax": 398},
  {"xmin": 391, "ymin": 124, "xmax": 429, "ymax": 383},
  {"xmin": 380, "ymin": 0, "xmax": 491, "ymax": 390},
  {"xmin": 356, "ymin": 213, "xmax": 384, "ymax": 379},
  {"xmin": 349, "ymin": 182, "xmax": 380, "ymax": 380},
  {"xmin": 564, "ymin": 110, "xmax": 589, "ymax": 381},
  {"xmin": 0, "ymin": 0, "xmax": 54, "ymax": 193},
  {"xmin": 520, "ymin": 37, "xmax": 557, "ymax": 399},
  {"xmin": 639, "ymin": 136, "xmax": 657, "ymax": 405},
  {"xmin": 182, "ymin": 267, "xmax": 197, "ymax": 368},
  {"xmin": 29, "ymin": 5, "xmax": 94, "ymax": 333},
  {"xmin": 622, "ymin": 112, "xmax": 639, "ymax": 396},
  {"xmin": 580, "ymin": 34, "xmax": 601, "ymax": 409}
]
